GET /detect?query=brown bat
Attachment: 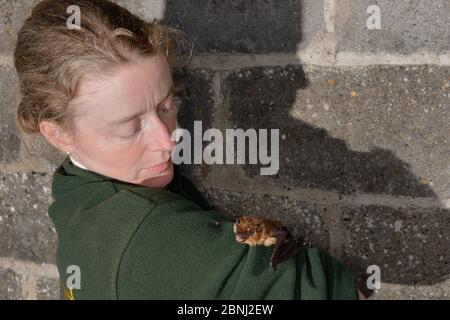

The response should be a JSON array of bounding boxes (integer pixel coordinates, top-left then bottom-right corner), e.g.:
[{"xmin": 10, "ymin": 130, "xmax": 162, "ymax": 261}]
[{"xmin": 214, "ymin": 215, "xmax": 305, "ymax": 270}]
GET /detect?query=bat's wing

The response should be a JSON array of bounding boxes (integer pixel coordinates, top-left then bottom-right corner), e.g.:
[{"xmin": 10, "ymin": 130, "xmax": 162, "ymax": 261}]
[{"xmin": 269, "ymin": 227, "xmax": 304, "ymax": 270}]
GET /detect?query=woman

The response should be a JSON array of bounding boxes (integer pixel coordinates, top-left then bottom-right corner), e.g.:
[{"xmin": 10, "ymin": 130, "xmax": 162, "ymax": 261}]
[{"xmin": 14, "ymin": 0, "xmax": 361, "ymax": 300}]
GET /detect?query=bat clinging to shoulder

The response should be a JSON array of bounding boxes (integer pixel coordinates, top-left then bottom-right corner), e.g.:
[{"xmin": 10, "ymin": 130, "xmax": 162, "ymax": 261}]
[{"xmin": 214, "ymin": 215, "xmax": 305, "ymax": 270}]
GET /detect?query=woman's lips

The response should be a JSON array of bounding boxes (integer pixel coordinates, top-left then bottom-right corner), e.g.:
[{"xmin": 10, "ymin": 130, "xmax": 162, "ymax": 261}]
[{"xmin": 141, "ymin": 159, "xmax": 171, "ymax": 174}]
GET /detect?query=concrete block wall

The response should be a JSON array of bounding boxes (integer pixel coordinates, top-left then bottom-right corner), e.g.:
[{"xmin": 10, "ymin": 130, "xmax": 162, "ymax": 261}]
[{"xmin": 0, "ymin": 0, "xmax": 449, "ymax": 299}]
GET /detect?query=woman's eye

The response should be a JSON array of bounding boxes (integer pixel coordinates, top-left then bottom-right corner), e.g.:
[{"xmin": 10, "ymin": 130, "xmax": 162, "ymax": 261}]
[{"xmin": 120, "ymin": 121, "xmax": 141, "ymax": 138}]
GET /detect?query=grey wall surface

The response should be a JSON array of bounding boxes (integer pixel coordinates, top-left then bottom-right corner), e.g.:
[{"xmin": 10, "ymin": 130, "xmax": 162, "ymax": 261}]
[{"xmin": 0, "ymin": 0, "xmax": 449, "ymax": 299}]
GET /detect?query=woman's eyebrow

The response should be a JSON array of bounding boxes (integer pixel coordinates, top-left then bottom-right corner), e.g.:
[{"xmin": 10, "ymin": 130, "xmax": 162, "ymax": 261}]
[{"xmin": 109, "ymin": 84, "xmax": 175, "ymax": 126}]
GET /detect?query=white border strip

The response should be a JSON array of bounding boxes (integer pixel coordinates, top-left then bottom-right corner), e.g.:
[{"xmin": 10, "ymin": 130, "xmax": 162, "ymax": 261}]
[
  {"xmin": 188, "ymin": 52, "xmax": 450, "ymax": 70},
  {"xmin": 335, "ymin": 51, "xmax": 450, "ymax": 66},
  {"xmin": 324, "ymin": 0, "xmax": 336, "ymax": 34},
  {"xmin": 0, "ymin": 257, "xmax": 59, "ymax": 279},
  {"xmin": 202, "ymin": 183, "xmax": 450, "ymax": 210}
]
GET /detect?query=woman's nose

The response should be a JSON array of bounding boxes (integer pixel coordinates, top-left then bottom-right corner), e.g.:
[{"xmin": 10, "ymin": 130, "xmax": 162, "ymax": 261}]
[{"xmin": 143, "ymin": 115, "xmax": 176, "ymax": 152}]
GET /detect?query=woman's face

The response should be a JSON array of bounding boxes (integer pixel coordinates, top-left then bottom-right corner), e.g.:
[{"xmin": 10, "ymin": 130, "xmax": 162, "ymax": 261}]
[{"xmin": 67, "ymin": 54, "xmax": 177, "ymax": 188}]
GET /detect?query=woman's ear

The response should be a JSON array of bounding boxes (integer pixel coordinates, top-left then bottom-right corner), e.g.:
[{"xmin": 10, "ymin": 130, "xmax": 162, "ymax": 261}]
[{"xmin": 39, "ymin": 120, "xmax": 74, "ymax": 153}]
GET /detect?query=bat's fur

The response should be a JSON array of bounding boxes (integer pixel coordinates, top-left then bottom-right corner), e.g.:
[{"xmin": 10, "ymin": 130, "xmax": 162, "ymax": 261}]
[
  {"xmin": 214, "ymin": 215, "xmax": 305, "ymax": 270},
  {"xmin": 232, "ymin": 215, "xmax": 283, "ymax": 246}
]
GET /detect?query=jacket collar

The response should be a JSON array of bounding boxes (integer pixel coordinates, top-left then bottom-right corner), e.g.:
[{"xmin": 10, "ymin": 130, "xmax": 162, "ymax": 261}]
[
  {"xmin": 52, "ymin": 156, "xmax": 210, "ymax": 209},
  {"xmin": 60, "ymin": 155, "xmax": 114, "ymax": 182},
  {"xmin": 56, "ymin": 155, "xmax": 181, "ymax": 188}
]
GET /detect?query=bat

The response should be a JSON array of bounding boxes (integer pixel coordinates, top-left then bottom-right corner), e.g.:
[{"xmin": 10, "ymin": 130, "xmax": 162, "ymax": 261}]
[{"xmin": 213, "ymin": 215, "xmax": 305, "ymax": 271}]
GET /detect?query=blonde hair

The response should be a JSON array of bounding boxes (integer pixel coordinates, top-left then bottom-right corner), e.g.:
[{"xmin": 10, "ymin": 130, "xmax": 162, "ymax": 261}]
[{"xmin": 14, "ymin": 0, "xmax": 193, "ymax": 135}]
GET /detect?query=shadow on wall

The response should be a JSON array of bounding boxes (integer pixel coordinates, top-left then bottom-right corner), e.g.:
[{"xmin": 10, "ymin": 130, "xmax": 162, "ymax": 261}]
[{"xmin": 160, "ymin": 0, "xmax": 449, "ymax": 294}]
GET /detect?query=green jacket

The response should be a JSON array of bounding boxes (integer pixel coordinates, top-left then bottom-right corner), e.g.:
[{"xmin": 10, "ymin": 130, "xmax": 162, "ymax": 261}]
[{"xmin": 48, "ymin": 156, "xmax": 358, "ymax": 300}]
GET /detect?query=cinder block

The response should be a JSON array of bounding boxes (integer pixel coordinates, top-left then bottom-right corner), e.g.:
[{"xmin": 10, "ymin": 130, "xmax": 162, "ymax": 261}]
[
  {"xmin": 173, "ymin": 67, "xmax": 215, "ymax": 132},
  {"xmin": 224, "ymin": 65, "xmax": 450, "ymax": 198},
  {"xmin": 371, "ymin": 281, "xmax": 450, "ymax": 300},
  {"xmin": 0, "ymin": 172, "xmax": 56, "ymax": 263},
  {"xmin": 336, "ymin": 0, "xmax": 450, "ymax": 54},
  {"xmin": 0, "ymin": 64, "xmax": 20, "ymax": 164},
  {"xmin": 0, "ymin": 0, "xmax": 41, "ymax": 55},
  {"xmin": 0, "ymin": 268, "xmax": 23, "ymax": 300},
  {"xmin": 172, "ymin": 67, "xmax": 216, "ymax": 179},
  {"xmin": 111, "ymin": 0, "xmax": 166, "ymax": 21},
  {"xmin": 36, "ymin": 276, "xmax": 60, "ymax": 300},
  {"xmin": 339, "ymin": 204, "xmax": 450, "ymax": 297},
  {"xmin": 18, "ymin": 134, "xmax": 66, "ymax": 174},
  {"xmin": 201, "ymin": 188, "xmax": 330, "ymax": 248},
  {"xmin": 157, "ymin": 0, "xmax": 323, "ymax": 53}
]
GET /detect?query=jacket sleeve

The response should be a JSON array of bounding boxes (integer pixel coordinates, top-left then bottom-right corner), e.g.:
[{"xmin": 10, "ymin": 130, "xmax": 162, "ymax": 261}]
[{"xmin": 297, "ymin": 247, "xmax": 358, "ymax": 300}]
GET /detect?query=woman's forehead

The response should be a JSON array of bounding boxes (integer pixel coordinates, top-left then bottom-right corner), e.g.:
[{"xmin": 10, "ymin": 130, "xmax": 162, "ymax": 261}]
[
  {"xmin": 81, "ymin": 55, "xmax": 171, "ymax": 97},
  {"xmin": 73, "ymin": 55, "xmax": 173, "ymax": 119}
]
